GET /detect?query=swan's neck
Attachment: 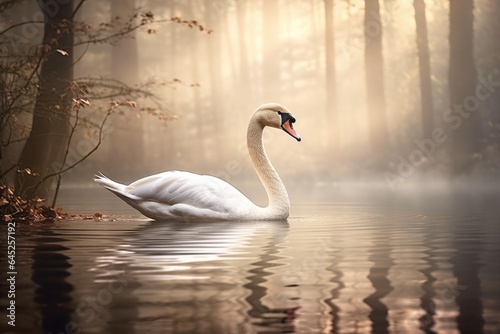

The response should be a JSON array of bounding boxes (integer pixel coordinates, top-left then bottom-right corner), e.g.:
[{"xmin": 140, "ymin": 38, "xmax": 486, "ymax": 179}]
[{"xmin": 247, "ymin": 116, "xmax": 290, "ymax": 219}]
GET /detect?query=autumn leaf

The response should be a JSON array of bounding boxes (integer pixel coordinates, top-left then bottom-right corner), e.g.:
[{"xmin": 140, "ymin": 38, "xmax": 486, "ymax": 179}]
[
  {"xmin": 79, "ymin": 98, "xmax": 90, "ymax": 106},
  {"xmin": 56, "ymin": 49, "xmax": 69, "ymax": 56},
  {"xmin": 19, "ymin": 168, "xmax": 39, "ymax": 176}
]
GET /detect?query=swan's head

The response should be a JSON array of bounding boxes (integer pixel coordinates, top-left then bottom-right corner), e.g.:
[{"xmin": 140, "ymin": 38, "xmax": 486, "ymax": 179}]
[{"xmin": 255, "ymin": 103, "xmax": 302, "ymax": 142}]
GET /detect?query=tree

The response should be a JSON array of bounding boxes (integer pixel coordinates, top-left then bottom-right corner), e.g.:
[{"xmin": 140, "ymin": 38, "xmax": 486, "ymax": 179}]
[
  {"xmin": 1, "ymin": 1, "xmax": 208, "ymax": 202},
  {"xmin": 414, "ymin": 0, "xmax": 434, "ymax": 139},
  {"xmin": 203, "ymin": 0, "xmax": 224, "ymax": 161},
  {"xmin": 236, "ymin": 0, "xmax": 252, "ymax": 103},
  {"xmin": 262, "ymin": 0, "xmax": 280, "ymax": 102},
  {"xmin": 492, "ymin": 0, "xmax": 500, "ymax": 149},
  {"xmin": 364, "ymin": 0, "xmax": 390, "ymax": 156},
  {"xmin": 449, "ymin": 0, "xmax": 481, "ymax": 173},
  {"xmin": 107, "ymin": 0, "xmax": 143, "ymax": 177},
  {"xmin": 15, "ymin": 0, "xmax": 75, "ymax": 199},
  {"xmin": 188, "ymin": 1, "xmax": 205, "ymax": 159},
  {"xmin": 324, "ymin": 0, "xmax": 337, "ymax": 150}
]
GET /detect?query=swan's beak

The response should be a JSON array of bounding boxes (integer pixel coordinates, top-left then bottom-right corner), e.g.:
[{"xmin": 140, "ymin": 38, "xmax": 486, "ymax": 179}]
[{"xmin": 282, "ymin": 119, "xmax": 301, "ymax": 142}]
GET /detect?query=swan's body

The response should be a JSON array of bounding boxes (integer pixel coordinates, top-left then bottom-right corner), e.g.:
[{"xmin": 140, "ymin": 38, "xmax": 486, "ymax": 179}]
[{"xmin": 94, "ymin": 103, "xmax": 301, "ymax": 221}]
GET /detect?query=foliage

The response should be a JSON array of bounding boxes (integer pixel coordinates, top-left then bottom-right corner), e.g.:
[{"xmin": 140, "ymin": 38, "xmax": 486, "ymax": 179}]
[{"xmin": 0, "ymin": 184, "xmax": 64, "ymax": 224}]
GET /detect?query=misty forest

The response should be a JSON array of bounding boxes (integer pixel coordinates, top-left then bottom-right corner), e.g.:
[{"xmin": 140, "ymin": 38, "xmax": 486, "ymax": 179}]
[
  {"xmin": 1, "ymin": 0, "xmax": 499, "ymax": 207},
  {"xmin": 2, "ymin": 1, "xmax": 500, "ymax": 334},
  {"xmin": 0, "ymin": 0, "xmax": 500, "ymax": 205}
]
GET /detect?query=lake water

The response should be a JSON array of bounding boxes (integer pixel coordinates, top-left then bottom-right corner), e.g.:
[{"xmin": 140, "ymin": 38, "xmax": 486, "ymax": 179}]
[{"xmin": 1, "ymin": 187, "xmax": 499, "ymax": 334}]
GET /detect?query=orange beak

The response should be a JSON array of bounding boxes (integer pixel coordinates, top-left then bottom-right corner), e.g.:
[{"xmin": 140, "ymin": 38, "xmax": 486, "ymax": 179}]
[{"xmin": 282, "ymin": 119, "xmax": 301, "ymax": 142}]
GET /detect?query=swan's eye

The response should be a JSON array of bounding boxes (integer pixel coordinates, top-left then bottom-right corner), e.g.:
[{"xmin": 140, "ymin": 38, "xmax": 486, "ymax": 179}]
[{"xmin": 279, "ymin": 112, "xmax": 296, "ymax": 126}]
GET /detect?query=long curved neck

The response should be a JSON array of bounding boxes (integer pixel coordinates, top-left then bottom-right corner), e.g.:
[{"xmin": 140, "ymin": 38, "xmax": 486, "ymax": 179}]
[{"xmin": 247, "ymin": 115, "xmax": 290, "ymax": 218}]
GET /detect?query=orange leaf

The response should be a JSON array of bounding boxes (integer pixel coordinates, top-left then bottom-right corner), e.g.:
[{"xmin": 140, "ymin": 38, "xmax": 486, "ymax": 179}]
[{"xmin": 56, "ymin": 49, "xmax": 69, "ymax": 56}]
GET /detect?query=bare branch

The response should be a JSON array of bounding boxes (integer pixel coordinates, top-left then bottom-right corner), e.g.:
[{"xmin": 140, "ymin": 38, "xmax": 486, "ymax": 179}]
[
  {"xmin": 71, "ymin": 0, "xmax": 86, "ymax": 20},
  {"xmin": 34, "ymin": 105, "xmax": 113, "ymax": 204},
  {"xmin": 0, "ymin": 20, "xmax": 44, "ymax": 36}
]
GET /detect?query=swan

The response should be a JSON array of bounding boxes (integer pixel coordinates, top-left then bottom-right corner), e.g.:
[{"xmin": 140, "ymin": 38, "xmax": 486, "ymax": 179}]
[{"xmin": 94, "ymin": 103, "xmax": 301, "ymax": 221}]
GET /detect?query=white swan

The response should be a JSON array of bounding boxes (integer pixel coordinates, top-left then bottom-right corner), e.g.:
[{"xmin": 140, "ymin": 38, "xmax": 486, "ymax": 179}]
[{"xmin": 94, "ymin": 103, "xmax": 301, "ymax": 221}]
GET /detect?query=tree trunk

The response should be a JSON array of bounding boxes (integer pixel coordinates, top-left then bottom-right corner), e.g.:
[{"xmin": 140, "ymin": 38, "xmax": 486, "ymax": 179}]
[
  {"xmin": 15, "ymin": 0, "xmax": 74, "ymax": 199},
  {"xmin": 325, "ymin": 0, "xmax": 337, "ymax": 150},
  {"xmin": 262, "ymin": 0, "xmax": 280, "ymax": 102},
  {"xmin": 449, "ymin": 0, "xmax": 481, "ymax": 173},
  {"xmin": 204, "ymin": 0, "xmax": 224, "ymax": 162},
  {"xmin": 414, "ymin": 0, "xmax": 434, "ymax": 139},
  {"xmin": 0, "ymin": 76, "xmax": 5, "ymax": 174},
  {"xmin": 486, "ymin": 2, "xmax": 500, "ymax": 148},
  {"xmin": 236, "ymin": 0, "xmax": 252, "ymax": 103},
  {"xmin": 107, "ymin": 0, "xmax": 143, "ymax": 177},
  {"xmin": 364, "ymin": 0, "xmax": 390, "ymax": 156},
  {"xmin": 188, "ymin": 1, "xmax": 206, "ymax": 160}
]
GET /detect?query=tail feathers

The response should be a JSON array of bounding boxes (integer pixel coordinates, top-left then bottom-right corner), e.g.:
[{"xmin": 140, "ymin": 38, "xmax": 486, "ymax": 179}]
[{"xmin": 94, "ymin": 172, "xmax": 141, "ymax": 201}]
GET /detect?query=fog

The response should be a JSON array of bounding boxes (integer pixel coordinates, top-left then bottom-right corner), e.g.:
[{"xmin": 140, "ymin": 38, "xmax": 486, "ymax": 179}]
[{"xmin": 1, "ymin": 0, "xmax": 499, "ymax": 202}]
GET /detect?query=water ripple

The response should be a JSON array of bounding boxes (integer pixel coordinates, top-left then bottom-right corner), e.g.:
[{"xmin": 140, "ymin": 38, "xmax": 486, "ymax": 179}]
[{"xmin": 1, "ymin": 205, "xmax": 499, "ymax": 333}]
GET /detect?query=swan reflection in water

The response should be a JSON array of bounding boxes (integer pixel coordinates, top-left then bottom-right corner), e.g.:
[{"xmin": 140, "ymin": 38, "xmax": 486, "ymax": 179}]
[{"xmin": 93, "ymin": 219, "xmax": 297, "ymax": 333}]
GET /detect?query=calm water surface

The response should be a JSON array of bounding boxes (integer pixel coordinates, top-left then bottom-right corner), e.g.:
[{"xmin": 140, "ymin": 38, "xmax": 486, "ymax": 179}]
[{"xmin": 1, "ymin": 190, "xmax": 499, "ymax": 334}]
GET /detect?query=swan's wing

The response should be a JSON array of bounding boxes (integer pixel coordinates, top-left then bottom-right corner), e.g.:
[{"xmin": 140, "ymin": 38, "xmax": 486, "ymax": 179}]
[{"xmin": 124, "ymin": 171, "xmax": 256, "ymax": 216}]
